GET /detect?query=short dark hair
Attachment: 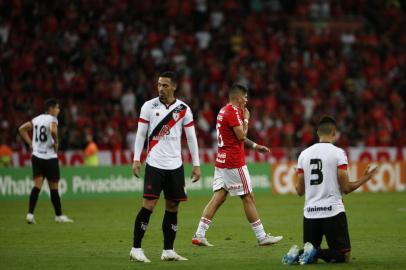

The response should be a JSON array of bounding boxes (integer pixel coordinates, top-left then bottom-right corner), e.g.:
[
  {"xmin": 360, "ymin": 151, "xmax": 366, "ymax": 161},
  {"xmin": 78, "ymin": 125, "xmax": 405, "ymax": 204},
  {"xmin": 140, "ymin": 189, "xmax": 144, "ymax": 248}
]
[
  {"xmin": 45, "ymin": 98, "xmax": 58, "ymax": 111},
  {"xmin": 317, "ymin": 115, "xmax": 337, "ymax": 135},
  {"xmin": 229, "ymin": 83, "xmax": 248, "ymax": 98},
  {"xmin": 159, "ymin": 71, "xmax": 178, "ymax": 85}
]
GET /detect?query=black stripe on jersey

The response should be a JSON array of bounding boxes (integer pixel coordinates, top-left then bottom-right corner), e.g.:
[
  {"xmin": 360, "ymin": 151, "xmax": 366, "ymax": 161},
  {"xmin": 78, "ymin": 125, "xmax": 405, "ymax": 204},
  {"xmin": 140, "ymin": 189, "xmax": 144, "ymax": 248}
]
[{"xmin": 148, "ymin": 104, "xmax": 187, "ymax": 142}]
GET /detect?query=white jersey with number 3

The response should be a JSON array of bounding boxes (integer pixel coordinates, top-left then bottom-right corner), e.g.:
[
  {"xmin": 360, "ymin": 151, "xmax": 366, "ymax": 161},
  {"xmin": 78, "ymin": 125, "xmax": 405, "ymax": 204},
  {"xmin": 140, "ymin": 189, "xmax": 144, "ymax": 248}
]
[
  {"xmin": 31, "ymin": 114, "xmax": 58, "ymax": 159},
  {"xmin": 297, "ymin": 142, "xmax": 348, "ymax": 219}
]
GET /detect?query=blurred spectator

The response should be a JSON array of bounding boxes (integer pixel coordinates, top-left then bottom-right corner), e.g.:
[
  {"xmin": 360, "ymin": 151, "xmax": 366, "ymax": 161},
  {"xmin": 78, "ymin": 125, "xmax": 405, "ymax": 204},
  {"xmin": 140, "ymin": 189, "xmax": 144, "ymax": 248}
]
[
  {"xmin": 121, "ymin": 87, "xmax": 136, "ymax": 117},
  {"xmin": 1, "ymin": 0, "xmax": 405, "ymax": 151},
  {"xmin": 84, "ymin": 134, "xmax": 99, "ymax": 166},
  {"xmin": 0, "ymin": 138, "xmax": 13, "ymax": 167}
]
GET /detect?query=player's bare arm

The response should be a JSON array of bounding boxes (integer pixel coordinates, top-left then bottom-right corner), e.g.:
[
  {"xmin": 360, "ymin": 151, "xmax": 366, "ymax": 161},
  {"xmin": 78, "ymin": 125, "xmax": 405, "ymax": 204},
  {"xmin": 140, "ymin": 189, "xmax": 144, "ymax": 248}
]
[
  {"xmin": 18, "ymin": 121, "xmax": 33, "ymax": 150},
  {"xmin": 233, "ymin": 108, "xmax": 249, "ymax": 141},
  {"xmin": 295, "ymin": 173, "xmax": 305, "ymax": 196},
  {"xmin": 50, "ymin": 122, "xmax": 59, "ymax": 152},
  {"xmin": 244, "ymin": 138, "xmax": 270, "ymax": 153},
  {"xmin": 243, "ymin": 107, "xmax": 249, "ymax": 135},
  {"xmin": 233, "ymin": 125, "xmax": 246, "ymax": 141},
  {"xmin": 338, "ymin": 164, "xmax": 378, "ymax": 194},
  {"xmin": 132, "ymin": 160, "xmax": 142, "ymax": 178}
]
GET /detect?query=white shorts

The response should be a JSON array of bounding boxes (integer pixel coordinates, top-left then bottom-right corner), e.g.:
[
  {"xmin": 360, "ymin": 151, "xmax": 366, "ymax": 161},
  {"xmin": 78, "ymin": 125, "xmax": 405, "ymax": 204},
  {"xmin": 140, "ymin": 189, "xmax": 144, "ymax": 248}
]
[{"xmin": 213, "ymin": 165, "xmax": 252, "ymax": 196}]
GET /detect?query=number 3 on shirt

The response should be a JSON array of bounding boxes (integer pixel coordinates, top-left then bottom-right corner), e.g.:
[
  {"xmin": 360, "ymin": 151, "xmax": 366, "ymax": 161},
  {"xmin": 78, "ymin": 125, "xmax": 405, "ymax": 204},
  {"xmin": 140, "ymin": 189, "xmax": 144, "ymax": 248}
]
[
  {"xmin": 216, "ymin": 123, "xmax": 224, "ymax": 147},
  {"xmin": 310, "ymin": 159, "xmax": 323, "ymax": 185}
]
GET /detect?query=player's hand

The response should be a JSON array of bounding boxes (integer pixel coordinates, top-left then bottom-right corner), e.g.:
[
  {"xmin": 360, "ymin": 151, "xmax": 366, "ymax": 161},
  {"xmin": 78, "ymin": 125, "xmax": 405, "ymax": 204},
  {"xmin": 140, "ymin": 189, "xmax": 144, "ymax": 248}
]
[
  {"xmin": 363, "ymin": 164, "xmax": 378, "ymax": 180},
  {"xmin": 255, "ymin": 144, "xmax": 270, "ymax": 153},
  {"xmin": 243, "ymin": 107, "xmax": 250, "ymax": 121},
  {"xmin": 132, "ymin": 160, "xmax": 142, "ymax": 178},
  {"xmin": 191, "ymin": 166, "xmax": 201, "ymax": 183}
]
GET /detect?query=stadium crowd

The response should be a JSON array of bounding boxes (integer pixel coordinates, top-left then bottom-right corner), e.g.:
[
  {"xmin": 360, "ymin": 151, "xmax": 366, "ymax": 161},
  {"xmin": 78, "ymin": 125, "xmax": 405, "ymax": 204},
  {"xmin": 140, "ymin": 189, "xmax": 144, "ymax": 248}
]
[{"xmin": 1, "ymin": 0, "xmax": 405, "ymax": 152}]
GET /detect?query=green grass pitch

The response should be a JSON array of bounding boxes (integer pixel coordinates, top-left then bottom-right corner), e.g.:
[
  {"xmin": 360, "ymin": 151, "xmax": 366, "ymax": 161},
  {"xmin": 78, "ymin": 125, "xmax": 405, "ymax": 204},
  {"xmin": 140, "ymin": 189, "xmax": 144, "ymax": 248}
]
[{"xmin": 1, "ymin": 192, "xmax": 405, "ymax": 270}]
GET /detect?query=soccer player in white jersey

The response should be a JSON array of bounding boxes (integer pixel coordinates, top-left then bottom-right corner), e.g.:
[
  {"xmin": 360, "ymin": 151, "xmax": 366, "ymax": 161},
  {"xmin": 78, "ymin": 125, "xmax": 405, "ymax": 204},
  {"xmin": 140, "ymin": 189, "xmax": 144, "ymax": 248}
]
[
  {"xmin": 129, "ymin": 71, "xmax": 200, "ymax": 263},
  {"xmin": 282, "ymin": 116, "xmax": 378, "ymax": 265},
  {"xmin": 191, "ymin": 84, "xmax": 283, "ymax": 247},
  {"xmin": 18, "ymin": 99, "xmax": 73, "ymax": 224}
]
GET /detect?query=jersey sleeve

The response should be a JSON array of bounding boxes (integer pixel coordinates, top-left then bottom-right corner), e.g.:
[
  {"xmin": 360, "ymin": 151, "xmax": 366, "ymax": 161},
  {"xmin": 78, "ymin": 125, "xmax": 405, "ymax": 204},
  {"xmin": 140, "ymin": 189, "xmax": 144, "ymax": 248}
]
[
  {"xmin": 138, "ymin": 103, "xmax": 150, "ymax": 123},
  {"xmin": 133, "ymin": 103, "xmax": 149, "ymax": 161},
  {"xmin": 337, "ymin": 148, "xmax": 348, "ymax": 170},
  {"xmin": 226, "ymin": 107, "xmax": 242, "ymax": 128},
  {"xmin": 183, "ymin": 106, "xmax": 194, "ymax": 127}
]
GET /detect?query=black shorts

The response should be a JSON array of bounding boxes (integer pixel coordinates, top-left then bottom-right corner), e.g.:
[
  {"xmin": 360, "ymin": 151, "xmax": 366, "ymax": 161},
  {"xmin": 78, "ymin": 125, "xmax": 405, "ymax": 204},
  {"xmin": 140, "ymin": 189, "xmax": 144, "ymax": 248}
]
[
  {"xmin": 303, "ymin": 212, "xmax": 351, "ymax": 253},
  {"xmin": 143, "ymin": 163, "xmax": 187, "ymax": 201},
  {"xmin": 32, "ymin": 155, "xmax": 60, "ymax": 182}
]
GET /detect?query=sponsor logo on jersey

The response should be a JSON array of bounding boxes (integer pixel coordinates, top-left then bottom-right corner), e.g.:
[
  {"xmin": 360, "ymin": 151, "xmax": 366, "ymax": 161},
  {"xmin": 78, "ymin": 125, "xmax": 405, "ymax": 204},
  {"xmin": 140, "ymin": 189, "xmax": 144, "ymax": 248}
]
[
  {"xmin": 306, "ymin": 205, "xmax": 333, "ymax": 212},
  {"xmin": 215, "ymin": 152, "xmax": 227, "ymax": 163},
  {"xmin": 152, "ymin": 101, "xmax": 160, "ymax": 109},
  {"xmin": 147, "ymin": 103, "xmax": 188, "ymax": 154},
  {"xmin": 217, "ymin": 153, "xmax": 226, "ymax": 159},
  {"xmin": 158, "ymin": 125, "xmax": 171, "ymax": 136}
]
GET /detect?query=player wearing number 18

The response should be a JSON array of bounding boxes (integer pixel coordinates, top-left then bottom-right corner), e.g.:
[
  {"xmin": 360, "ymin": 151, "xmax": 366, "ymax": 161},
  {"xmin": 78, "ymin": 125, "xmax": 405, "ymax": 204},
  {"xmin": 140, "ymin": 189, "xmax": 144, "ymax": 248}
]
[
  {"xmin": 282, "ymin": 116, "xmax": 378, "ymax": 265},
  {"xmin": 18, "ymin": 99, "xmax": 73, "ymax": 224}
]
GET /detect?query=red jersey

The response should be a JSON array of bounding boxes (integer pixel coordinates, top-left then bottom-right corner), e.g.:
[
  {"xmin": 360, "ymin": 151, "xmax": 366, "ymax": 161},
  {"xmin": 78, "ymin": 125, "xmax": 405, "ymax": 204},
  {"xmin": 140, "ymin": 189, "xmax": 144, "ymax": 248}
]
[{"xmin": 215, "ymin": 103, "xmax": 245, "ymax": 168}]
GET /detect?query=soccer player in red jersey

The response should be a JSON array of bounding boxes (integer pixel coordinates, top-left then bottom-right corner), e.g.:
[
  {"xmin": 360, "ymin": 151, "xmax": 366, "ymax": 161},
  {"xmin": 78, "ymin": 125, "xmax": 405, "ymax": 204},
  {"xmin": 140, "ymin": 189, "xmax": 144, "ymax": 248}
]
[{"xmin": 192, "ymin": 84, "xmax": 283, "ymax": 247}]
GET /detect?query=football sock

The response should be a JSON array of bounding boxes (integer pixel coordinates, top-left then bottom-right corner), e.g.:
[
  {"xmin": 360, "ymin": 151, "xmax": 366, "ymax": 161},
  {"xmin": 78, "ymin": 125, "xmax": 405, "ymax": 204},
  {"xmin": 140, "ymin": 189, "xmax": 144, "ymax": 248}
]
[
  {"xmin": 250, "ymin": 219, "xmax": 266, "ymax": 240},
  {"xmin": 133, "ymin": 207, "xmax": 152, "ymax": 248},
  {"xmin": 317, "ymin": 248, "xmax": 346, "ymax": 263},
  {"xmin": 28, "ymin": 187, "xmax": 40, "ymax": 214},
  {"xmin": 162, "ymin": 211, "xmax": 177, "ymax": 250},
  {"xmin": 195, "ymin": 217, "xmax": 212, "ymax": 237},
  {"xmin": 50, "ymin": 189, "xmax": 62, "ymax": 216}
]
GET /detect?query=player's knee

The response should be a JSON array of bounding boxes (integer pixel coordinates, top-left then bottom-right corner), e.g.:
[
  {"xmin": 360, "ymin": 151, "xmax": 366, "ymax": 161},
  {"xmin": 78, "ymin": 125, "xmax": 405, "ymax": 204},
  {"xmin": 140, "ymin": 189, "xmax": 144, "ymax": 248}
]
[
  {"xmin": 240, "ymin": 193, "xmax": 254, "ymax": 202},
  {"xmin": 165, "ymin": 199, "xmax": 180, "ymax": 211},
  {"xmin": 344, "ymin": 251, "xmax": 351, "ymax": 263},
  {"xmin": 49, "ymin": 181, "xmax": 59, "ymax": 189},
  {"xmin": 143, "ymin": 198, "xmax": 158, "ymax": 210},
  {"xmin": 214, "ymin": 192, "xmax": 227, "ymax": 206},
  {"xmin": 33, "ymin": 177, "xmax": 44, "ymax": 188}
]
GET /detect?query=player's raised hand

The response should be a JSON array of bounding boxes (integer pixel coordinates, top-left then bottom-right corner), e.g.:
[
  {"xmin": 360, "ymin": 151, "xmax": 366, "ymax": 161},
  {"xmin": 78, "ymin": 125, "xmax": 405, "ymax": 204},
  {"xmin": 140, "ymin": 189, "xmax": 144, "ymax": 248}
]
[
  {"xmin": 243, "ymin": 107, "xmax": 250, "ymax": 121},
  {"xmin": 132, "ymin": 160, "xmax": 142, "ymax": 178},
  {"xmin": 191, "ymin": 166, "xmax": 201, "ymax": 183},
  {"xmin": 255, "ymin": 144, "xmax": 270, "ymax": 153},
  {"xmin": 363, "ymin": 164, "xmax": 378, "ymax": 180}
]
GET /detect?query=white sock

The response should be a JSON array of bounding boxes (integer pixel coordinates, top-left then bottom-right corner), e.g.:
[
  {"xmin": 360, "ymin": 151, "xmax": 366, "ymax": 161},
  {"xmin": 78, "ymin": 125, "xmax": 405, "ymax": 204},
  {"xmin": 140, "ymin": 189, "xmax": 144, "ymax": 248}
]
[
  {"xmin": 251, "ymin": 219, "xmax": 266, "ymax": 240},
  {"xmin": 195, "ymin": 217, "xmax": 212, "ymax": 237}
]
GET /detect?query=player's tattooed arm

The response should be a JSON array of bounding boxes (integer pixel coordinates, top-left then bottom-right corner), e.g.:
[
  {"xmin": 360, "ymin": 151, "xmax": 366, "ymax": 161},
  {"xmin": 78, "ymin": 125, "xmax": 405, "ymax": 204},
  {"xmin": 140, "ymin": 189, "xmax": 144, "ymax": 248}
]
[
  {"xmin": 244, "ymin": 138, "xmax": 257, "ymax": 149},
  {"xmin": 245, "ymin": 138, "xmax": 270, "ymax": 153}
]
